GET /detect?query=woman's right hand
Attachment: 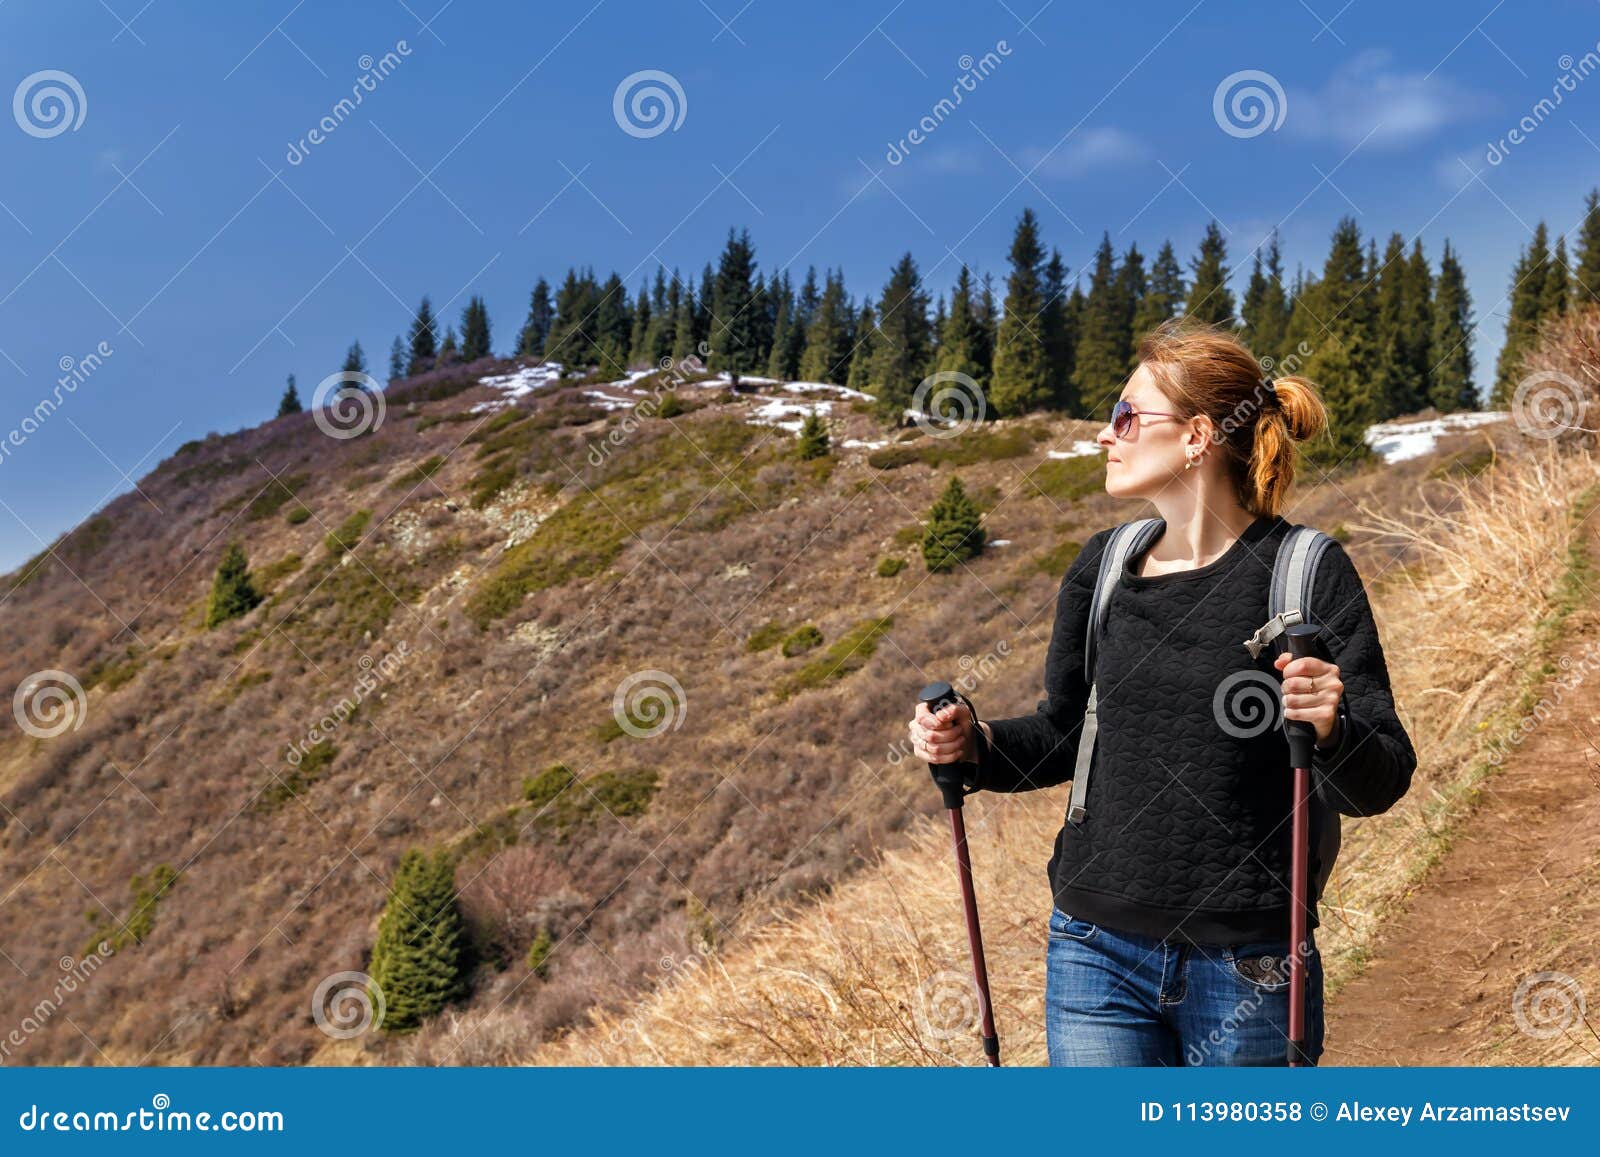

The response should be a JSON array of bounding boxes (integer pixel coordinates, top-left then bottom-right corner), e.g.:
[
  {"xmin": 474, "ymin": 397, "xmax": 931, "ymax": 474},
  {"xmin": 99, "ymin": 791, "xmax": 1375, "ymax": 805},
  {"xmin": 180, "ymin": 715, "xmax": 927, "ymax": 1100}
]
[{"xmin": 909, "ymin": 699, "xmax": 984, "ymax": 765}]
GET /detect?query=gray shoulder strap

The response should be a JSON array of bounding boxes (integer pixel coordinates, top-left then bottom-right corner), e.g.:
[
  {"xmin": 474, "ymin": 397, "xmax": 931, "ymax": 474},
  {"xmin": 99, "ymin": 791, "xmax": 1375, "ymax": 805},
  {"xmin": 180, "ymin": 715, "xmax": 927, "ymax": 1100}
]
[
  {"xmin": 1082, "ymin": 518, "xmax": 1165, "ymax": 684},
  {"xmin": 1068, "ymin": 517, "xmax": 1163, "ymax": 824},
  {"xmin": 1243, "ymin": 525, "xmax": 1335, "ymax": 659}
]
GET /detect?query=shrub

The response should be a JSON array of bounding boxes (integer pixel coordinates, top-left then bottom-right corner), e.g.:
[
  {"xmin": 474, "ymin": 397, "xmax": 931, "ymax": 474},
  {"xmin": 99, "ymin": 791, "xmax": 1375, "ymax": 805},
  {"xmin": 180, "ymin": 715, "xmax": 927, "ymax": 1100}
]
[
  {"xmin": 205, "ymin": 543, "xmax": 263, "ymax": 628},
  {"xmin": 876, "ymin": 556, "xmax": 906, "ymax": 578},
  {"xmin": 1033, "ymin": 539, "xmax": 1082, "ymax": 577},
  {"xmin": 796, "ymin": 411, "xmax": 830, "ymax": 460},
  {"xmin": 393, "ymin": 455, "xmax": 446, "ymax": 489},
  {"xmin": 780, "ymin": 624, "xmax": 824, "ymax": 657},
  {"xmin": 776, "ymin": 615, "xmax": 894, "ymax": 700},
  {"xmin": 83, "ymin": 864, "xmax": 179, "ymax": 957},
  {"xmin": 745, "ymin": 621, "xmax": 787, "ymax": 652},
  {"xmin": 656, "ymin": 392, "xmax": 685, "ymax": 418},
  {"xmin": 244, "ymin": 473, "xmax": 309, "ymax": 520},
  {"xmin": 285, "ymin": 505, "xmax": 312, "ymax": 525},
  {"xmin": 324, "ymin": 510, "xmax": 372, "ymax": 556},
  {"xmin": 921, "ymin": 477, "xmax": 985, "ymax": 573},
  {"xmin": 368, "ymin": 849, "xmax": 469, "ymax": 1032},
  {"xmin": 526, "ymin": 928, "xmax": 554, "ymax": 977}
]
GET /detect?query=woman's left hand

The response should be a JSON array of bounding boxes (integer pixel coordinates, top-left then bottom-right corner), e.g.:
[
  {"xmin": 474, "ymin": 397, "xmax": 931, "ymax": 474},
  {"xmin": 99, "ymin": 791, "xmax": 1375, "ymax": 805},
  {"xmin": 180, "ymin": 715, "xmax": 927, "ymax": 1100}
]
[{"xmin": 1273, "ymin": 650, "xmax": 1342, "ymax": 748}]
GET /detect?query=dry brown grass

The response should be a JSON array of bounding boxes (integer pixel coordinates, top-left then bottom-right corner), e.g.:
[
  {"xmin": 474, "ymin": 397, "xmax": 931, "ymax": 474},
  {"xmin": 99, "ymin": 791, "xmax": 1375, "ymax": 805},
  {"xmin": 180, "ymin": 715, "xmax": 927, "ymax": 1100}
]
[{"xmin": 527, "ymin": 440, "xmax": 1600, "ymax": 1066}]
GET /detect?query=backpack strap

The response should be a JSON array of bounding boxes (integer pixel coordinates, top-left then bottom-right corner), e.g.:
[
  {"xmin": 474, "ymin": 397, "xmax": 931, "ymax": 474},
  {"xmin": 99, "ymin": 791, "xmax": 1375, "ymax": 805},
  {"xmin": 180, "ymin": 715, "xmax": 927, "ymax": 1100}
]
[
  {"xmin": 1067, "ymin": 518, "xmax": 1164, "ymax": 824},
  {"xmin": 1244, "ymin": 525, "xmax": 1336, "ymax": 659}
]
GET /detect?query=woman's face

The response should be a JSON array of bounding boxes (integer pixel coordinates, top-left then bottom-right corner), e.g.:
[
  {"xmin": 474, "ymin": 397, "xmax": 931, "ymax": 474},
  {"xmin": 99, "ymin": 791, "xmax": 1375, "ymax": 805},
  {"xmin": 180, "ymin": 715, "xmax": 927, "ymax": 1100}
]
[{"xmin": 1095, "ymin": 364, "xmax": 1197, "ymax": 500}]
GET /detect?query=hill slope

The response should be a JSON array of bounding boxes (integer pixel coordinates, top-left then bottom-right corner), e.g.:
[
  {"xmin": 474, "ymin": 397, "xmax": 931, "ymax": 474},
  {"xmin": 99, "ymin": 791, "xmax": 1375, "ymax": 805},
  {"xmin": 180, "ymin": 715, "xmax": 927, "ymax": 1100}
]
[{"xmin": 0, "ymin": 358, "xmax": 1530, "ymax": 1064}]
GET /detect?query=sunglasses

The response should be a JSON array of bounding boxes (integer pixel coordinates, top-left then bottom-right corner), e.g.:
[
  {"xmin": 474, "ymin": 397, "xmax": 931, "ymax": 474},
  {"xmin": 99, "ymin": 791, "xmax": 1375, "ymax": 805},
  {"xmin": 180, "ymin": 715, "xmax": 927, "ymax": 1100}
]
[{"xmin": 1110, "ymin": 399, "xmax": 1186, "ymax": 439}]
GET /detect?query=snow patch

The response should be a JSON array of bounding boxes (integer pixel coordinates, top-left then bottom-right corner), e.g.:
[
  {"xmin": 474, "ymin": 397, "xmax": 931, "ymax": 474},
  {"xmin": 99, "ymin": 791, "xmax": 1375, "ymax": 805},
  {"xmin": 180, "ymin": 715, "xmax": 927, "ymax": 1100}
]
[
  {"xmin": 989, "ymin": 539, "xmax": 1012, "ymax": 547},
  {"xmin": 1365, "ymin": 411, "xmax": 1508, "ymax": 464},
  {"xmin": 748, "ymin": 396, "xmax": 835, "ymax": 434},
  {"xmin": 473, "ymin": 361, "xmax": 565, "ymax": 412},
  {"xmin": 1047, "ymin": 441, "xmax": 1104, "ymax": 459},
  {"xmin": 841, "ymin": 438, "xmax": 889, "ymax": 450}
]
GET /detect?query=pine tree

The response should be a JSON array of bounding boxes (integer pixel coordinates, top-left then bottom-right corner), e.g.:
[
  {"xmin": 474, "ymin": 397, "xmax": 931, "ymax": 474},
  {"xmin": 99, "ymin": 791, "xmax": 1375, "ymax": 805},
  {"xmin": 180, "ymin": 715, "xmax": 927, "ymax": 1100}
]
[
  {"xmin": 974, "ymin": 272, "xmax": 999, "ymax": 387},
  {"xmin": 628, "ymin": 280, "xmax": 652, "ymax": 369},
  {"xmin": 546, "ymin": 268, "xmax": 596, "ymax": 368},
  {"xmin": 1373, "ymin": 232, "xmax": 1423, "ymax": 419},
  {"xmin": 516, "ymin": 278, "xmax": 554, "ymax": 358},
  {"xmin": 1541, "ymin": 235, "xmax": 1570, "ymax": 318},
  {"xmin": 766, "ymin": 271, "xmax": 798, "ymax": 380},
  {"xmin": 1040, "ymin": 250, "xmax": 1075, "ymax": 410},
  {"xmin": 669, "ymin": 274, "xmax": 699, "ymax": 365},
  {"xmin": 593, "ymin": 272, "xmax": 632, "ymax": 376},
  {"xmin": 846, "ymin": 298, "xmax": 878, "ymax": 392},
  {"xmin": 1429, "ymin": 239, "xmax": 1477, "ymax": 411},
  {"xmin": 407, "ymin": 298, "xmax": 437, "ymax": 376},
  {"xmin": 1300, "ymin": 217, "xmax": 1380, "ymax": 468},
  {"xmin": 1184, "ymin": 221, "xmax": 1235, "ymax": 325},
  {"xmin": 342, "ymin": 341, "xmax": 368, "ymax": 388},
  {"xmin": 799, "ymin": 270, "xmax": 852, "ymax": 384},
  {"xmin": 869, "ymin": 252, "xmax": 934, "ymax": 413},
  {"xmin": 368, "ymin": 848, "xmax": 468, "ymax": 1033},
  {"xmin": 1401, "ymin": 239, "xmax": 1435, "ymax": 411},
  {"xmin": 1114, "ymin": 242, "xmax": 1145, "ymax": 377},
  {"xmin": 708, "ymin": 228, "xmax": 760, "ymax": 383},
  {"xmin": 796, "ymin": 410, "xmax": 830, "ymax": 460},
  {"xmin": 439, "ymin": 327, "xmax": 459, "ymax": 364},
  {"xmin": 990, "ymin": 209, "xmax": 1051, "ymax": 416},
  {"xmin": 647, "ymin": 269, "xmax": 679, "ymax": 367},
  {"xmin": 1073, "ymin": 234, "xmax": 1130, "ymax": 420},
  {"xmin": 1574, "ymin": 189, "xmax": 1600, "ymax": 312},
  {"xmin": 460, "ymin": 296, "xmax": 492, "ymax": 362},
  {"xmin": 276, "ymin": 373, "xmax": 302, "ymax": 417},
  {"xmin": 1493, "ymin": 223, "xmax": 1550, "ymax": 406},
  {"xmin": 922, "ymin": 476, "xmax": 984, "ymax": 573},
  {"xmin": 937, "ymin": 266, "xmax": 988, "ymax": 392},
  {"xmin": 205, "ymin": 542, "xmax": 261, "ymax": 629},
  {"xmin": 388, "ymin": 336, "xmax": 406, "ymax": 381},
  {"xmin": 692, "ymin": 263, "xmax": 716, "ymax": 360},
  {"xmin": 1134, "ymin": 240, "xmax": 1186, "ymax": 349}
]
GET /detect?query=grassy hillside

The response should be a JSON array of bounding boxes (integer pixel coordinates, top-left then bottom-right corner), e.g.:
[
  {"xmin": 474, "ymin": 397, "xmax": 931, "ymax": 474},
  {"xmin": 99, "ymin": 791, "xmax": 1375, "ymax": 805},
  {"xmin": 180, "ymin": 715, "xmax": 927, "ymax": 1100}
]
[{"xmin": 0, "ymin": 356, "xmax": 1526, "ymax": 1064}]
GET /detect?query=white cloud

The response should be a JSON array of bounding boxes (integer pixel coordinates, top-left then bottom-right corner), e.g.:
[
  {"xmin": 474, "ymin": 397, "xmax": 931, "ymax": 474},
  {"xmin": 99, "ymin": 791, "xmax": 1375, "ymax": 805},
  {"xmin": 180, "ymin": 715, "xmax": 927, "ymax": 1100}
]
[
  {"xmin": 1018, "ymin": 126, "xmax": 1150, "ymax": 179},
  {"xmin": 1284, "ymin": 48, "xmax": 1493, "ymax": 150}
]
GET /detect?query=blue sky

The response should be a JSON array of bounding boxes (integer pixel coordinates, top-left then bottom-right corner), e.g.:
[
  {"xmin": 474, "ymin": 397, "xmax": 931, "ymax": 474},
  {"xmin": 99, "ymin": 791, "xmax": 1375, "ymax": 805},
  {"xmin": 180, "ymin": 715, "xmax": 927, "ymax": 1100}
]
[{"xmin": 0, "ymin": 0, "xmax": 1596, "ymax": 570}]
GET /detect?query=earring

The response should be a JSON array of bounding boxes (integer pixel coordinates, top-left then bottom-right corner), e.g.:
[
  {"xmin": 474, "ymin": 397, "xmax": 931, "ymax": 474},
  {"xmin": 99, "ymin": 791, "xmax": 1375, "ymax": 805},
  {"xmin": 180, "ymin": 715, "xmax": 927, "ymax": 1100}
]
[{"xmin": 1185, "ymin": 451, "xmax": 1199, "ymax": 470}]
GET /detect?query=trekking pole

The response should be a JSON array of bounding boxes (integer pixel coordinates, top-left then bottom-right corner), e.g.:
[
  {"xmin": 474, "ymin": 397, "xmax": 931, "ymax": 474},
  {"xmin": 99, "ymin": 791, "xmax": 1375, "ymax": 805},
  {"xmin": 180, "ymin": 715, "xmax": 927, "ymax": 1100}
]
[
  {"xmin": 1282, "ymin": 623, "xmax": 1322, "ymax": 1068},
  {"xmin": 917, "ymin": 680, "xmax": 1001, "ymax": 1067}
]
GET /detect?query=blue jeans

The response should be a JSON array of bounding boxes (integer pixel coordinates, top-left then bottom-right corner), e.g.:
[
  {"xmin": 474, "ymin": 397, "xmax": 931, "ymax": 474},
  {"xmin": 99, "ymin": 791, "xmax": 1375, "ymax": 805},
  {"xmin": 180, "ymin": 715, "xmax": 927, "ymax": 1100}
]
[{"xmin": 1045, "ymin": 906, "xmax": 1325, "ymax": 1066}]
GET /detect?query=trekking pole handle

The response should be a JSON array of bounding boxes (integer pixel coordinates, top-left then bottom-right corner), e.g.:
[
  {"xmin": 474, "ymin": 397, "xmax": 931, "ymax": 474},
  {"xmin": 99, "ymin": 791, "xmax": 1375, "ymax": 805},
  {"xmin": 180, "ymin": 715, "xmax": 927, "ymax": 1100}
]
[
  {"xmin": 918, "ymin": 680, "xmax": 977, "ymax": 810},
  {"xmin": 1283, "ymin": 624, "xmax": 1322, "ymax": 769}
]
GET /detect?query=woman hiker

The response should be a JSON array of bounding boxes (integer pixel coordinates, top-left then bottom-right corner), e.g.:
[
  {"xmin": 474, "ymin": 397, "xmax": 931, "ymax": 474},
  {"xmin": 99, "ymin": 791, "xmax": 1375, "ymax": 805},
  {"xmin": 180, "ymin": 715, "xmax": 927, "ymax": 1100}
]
[{"xmin": 909, "ymin": 319, "xmax": 1417, "ymax": 1066}]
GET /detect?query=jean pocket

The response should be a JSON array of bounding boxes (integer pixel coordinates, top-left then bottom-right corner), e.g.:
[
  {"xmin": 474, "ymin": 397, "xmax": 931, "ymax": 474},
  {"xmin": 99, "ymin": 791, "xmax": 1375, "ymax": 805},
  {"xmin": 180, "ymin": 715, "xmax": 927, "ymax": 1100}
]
[
  {"xmin": 1223, "ymin": 942, "xmax": 1295, "ymax": 990},
  {"xmin": 1048, "ymin": 906, "xmax": 1098, "ymax": 942}
]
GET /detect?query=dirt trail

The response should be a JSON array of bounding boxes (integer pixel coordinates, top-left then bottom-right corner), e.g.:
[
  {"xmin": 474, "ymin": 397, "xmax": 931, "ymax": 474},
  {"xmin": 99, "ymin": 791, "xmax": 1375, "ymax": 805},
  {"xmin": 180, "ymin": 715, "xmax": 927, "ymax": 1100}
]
[{"xmin": 1323, "ymin": 525, "xmax": 1600, "ymax": 1066}]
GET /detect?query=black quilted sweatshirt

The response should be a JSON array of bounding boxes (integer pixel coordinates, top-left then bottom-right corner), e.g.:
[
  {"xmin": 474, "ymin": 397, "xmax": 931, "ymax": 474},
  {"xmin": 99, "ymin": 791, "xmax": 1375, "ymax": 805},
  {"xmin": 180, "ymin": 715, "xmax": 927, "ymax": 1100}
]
[{"xmin": 972, "ymin": 513, "xmax": 1417, "ymax": 944}]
